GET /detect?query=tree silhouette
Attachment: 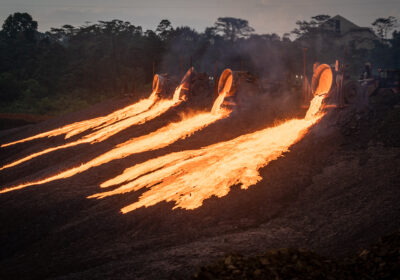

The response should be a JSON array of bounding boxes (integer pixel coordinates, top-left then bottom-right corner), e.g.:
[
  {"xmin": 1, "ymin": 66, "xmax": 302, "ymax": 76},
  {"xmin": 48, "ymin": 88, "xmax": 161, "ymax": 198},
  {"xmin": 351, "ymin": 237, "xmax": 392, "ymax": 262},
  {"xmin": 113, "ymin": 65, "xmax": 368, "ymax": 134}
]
[
  {"xmin": 291, "ymin": 15, "xmax": 331, "ymax": 38},
  {"xmin": 0, "ymin": 12, "xmax": 399, "ymax": 116},
  {"xmin": 372, "ymin": 16, "xmax": 398, "ymax": 39},
  {"xmin": 2, "ymin": 12, "xmax": 38, "ymax": 40},
  {"xmin": 156, "ymin": 19, "xmax": 173, "ymax": 41},
  {"xmin": 214, "ymin": 17, "xmax": 254, "ymax": 41}
]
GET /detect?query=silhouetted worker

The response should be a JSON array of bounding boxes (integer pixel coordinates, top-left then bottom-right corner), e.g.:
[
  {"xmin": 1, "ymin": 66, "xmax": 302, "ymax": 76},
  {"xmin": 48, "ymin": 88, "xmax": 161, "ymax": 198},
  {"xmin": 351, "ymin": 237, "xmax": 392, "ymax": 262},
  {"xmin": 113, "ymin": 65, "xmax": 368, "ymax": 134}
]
[
  {"xmin": 360, "ymin": 62, "xmax": 374, "ymax": 110},
  {"xmin": 361, "ymin": 62, "xmax": 372, "ymax": 80}
]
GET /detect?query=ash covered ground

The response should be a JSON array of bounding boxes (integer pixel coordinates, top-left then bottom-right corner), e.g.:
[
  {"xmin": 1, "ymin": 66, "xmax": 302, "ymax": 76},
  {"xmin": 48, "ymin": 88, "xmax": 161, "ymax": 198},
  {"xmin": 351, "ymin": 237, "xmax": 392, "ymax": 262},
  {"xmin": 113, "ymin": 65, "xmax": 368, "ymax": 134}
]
[{"xmin": 0, "ymin": 90, "xmax": 399, "ymax": 279}]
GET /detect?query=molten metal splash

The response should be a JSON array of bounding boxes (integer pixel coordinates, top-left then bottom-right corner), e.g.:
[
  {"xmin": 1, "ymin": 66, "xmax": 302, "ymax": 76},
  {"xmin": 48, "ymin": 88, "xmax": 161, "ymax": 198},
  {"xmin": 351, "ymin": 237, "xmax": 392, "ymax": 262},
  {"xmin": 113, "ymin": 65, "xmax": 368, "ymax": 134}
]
[
  {"xmin": 1, "ymin": 92, "xmax": 159, "ymax": 148},
  {"xmin": 0, "ymin": 85, "xmax": 230, "ymax": 194},
  {"xmin": 89, "ymin": 95, "xmax": 326, "ymax": 213}
]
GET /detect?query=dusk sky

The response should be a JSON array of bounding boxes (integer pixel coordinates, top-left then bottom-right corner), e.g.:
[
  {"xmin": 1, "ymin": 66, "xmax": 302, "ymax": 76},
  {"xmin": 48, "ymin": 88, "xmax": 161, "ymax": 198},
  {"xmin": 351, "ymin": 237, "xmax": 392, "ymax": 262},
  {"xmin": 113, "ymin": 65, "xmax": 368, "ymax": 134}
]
[{"xmin": 0, "ymin": 0, "xmax": 399, "ymax": 35}]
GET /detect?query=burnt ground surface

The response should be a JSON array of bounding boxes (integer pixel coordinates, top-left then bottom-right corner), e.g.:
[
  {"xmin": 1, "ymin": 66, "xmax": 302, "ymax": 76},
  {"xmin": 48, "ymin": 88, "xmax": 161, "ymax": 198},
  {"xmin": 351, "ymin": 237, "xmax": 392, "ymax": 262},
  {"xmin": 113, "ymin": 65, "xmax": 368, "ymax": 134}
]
[
  {"xmin": 0, "ymin": 113, "xmax": 52, "ymax": 131},
  {"xmin": 0, "ymin": 90, "xmax": 399, "ymax": 280}
]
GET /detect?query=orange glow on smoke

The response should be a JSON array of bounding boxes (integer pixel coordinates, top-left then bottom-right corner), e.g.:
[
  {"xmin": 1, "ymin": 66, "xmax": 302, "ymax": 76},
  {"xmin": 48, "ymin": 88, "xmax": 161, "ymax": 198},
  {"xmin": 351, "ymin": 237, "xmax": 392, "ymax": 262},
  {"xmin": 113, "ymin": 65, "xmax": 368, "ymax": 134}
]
[
  {"xmin": 89, "ymin": 94, "xmax": 327, "ymax": 213},
  {"xmin": 0, "ymin": 83, "xmax": 231, "ymax": 194}
]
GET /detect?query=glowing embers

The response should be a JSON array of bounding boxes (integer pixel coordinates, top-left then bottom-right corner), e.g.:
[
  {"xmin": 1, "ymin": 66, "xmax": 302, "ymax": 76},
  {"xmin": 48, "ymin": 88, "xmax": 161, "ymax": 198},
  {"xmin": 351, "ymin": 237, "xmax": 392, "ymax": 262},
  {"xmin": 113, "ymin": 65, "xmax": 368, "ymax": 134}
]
[{"xmin": 90, "ymin": 94, "xmax": 327, "ymax": 213}]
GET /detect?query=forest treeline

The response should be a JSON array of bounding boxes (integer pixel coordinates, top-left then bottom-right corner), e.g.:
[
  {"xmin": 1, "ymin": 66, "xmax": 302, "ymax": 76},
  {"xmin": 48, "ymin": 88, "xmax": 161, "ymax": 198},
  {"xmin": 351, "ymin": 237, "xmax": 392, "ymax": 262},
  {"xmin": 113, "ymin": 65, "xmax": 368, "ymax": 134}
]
[{"xmin": 0, "ymin": 13, "xmax": 399, "ymax": 115}]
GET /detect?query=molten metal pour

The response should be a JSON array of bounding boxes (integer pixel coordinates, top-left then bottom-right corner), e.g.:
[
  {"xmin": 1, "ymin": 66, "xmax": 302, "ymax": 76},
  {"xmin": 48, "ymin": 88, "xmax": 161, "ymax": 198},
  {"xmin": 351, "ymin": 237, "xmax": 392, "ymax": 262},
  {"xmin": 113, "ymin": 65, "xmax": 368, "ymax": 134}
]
[
  {"xmin": 0, "ymin": 72, "xmax": 195, "ymax": 171},
  {"xmin": 89, "ymin": 93, "xmax": 328, "ymax": 213},
  {"xmin": 1, "ymin": 67, "xmax": 332, "ymax": 213},
  {"xmin": 1, "ymin": 92, "xmax": 158, "ymax": 148},
  {"xmin": 0, "ymin": 71, "xmax": 234, "ymax": 194}
]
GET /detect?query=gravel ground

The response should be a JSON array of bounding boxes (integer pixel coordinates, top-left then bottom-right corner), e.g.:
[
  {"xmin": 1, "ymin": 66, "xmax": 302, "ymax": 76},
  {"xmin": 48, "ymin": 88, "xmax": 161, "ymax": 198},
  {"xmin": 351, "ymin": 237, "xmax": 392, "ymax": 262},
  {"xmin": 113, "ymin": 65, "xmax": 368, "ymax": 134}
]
[{"xmin": 0, "ymin": 90, "xmax": 399, "ymax": 279}]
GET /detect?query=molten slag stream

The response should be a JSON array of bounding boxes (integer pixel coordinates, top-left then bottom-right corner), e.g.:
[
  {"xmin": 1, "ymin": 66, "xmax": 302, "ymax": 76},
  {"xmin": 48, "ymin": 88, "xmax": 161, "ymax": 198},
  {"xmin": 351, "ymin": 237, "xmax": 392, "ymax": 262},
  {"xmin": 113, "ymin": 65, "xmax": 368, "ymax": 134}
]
[
  {"xmin": 0, "ymin": 92, "xmax": 158, "ymax": 148},
  {"xmin": 64, "ymin": 91, "xmax": 159, "ymax": 139},
  {"xmin": 89, "ymin": 94, "xmax": 326, "ymax": 213},
  {"xmin": 0, "ymin": 97, "xmax": 181, "ymax": 171},
  {"xmin": 211, "ymin": 92, "xmax": 227, "ymax": 114},
  {"xmin": 0, "ymin": 85, "xmax": 229, "ymax": 194},
  {"xmin": 211, "ymin": 73, "xmax": 232, "ymax": 114}
]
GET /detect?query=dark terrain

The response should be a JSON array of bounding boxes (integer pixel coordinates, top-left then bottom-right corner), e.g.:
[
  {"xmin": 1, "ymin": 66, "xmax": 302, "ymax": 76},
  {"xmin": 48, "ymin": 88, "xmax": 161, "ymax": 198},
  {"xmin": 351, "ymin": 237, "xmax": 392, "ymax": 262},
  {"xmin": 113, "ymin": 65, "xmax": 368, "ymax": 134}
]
[{"xmin": 0, "ymin": 90, "xmax": 399, "ymax": 279}]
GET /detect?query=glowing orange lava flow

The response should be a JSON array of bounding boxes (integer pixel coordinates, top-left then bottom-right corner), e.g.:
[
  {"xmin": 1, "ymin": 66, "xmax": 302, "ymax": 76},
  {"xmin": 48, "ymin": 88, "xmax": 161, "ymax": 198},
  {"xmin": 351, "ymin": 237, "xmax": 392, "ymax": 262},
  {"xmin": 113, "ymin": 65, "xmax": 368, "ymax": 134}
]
[
  {"xmin": 89, "ymin": 94, "xmax": 327, "ymax": 213},
  {"xmin": 0, "ymin": 84, "xmax": 229, "ymax": 194},
  {"xmin": 0, "ymin": 96, "xmax": 182, "ymax": 171},
  {"xmin": 1, "ymin": 92, "xmax": 158, "ymax": 148}
]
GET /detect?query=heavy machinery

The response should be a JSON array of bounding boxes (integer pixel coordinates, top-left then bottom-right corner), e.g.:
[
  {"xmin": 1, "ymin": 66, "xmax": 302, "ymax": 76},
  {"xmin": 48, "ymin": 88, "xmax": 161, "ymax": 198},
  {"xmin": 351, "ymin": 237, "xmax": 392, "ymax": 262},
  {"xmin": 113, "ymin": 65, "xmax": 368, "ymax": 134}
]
[
  {"xmin": 377, "ymin": 69, "xmax": 400, "ymax": 93},
  {"xmin": 308, "ymin": 61, "xmax": 400, "ymax": 108},
  {"xmin": 308, "ymin": 61, "xmax": 351, "ymax": 107},
  {"xmin": 153, "ymin": 67, "xmax": 213, "ymax": 102},
  {"xmin": 152, "ymin": 73, "xmax": 179, "ymax": 99},
  {"xmin": 179, "ymin": 67, "xmax": 213, "ymax": 101},
  {"xmin": 215, "ymin": 69, "xmax": 262, "ymax": 111}
]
